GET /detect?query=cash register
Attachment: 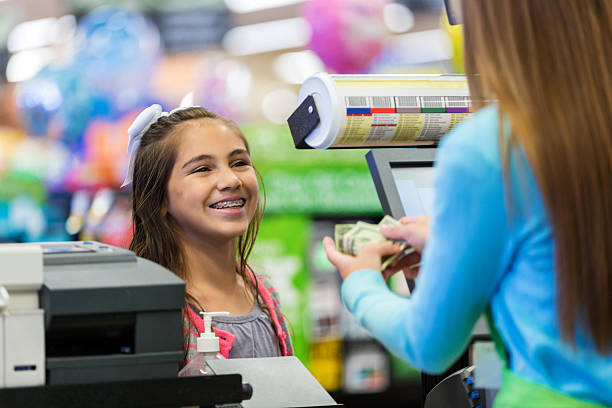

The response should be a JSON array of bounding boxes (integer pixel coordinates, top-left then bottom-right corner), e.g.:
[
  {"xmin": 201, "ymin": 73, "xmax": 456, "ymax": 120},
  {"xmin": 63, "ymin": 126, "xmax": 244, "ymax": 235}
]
[
  {"xmin": 0, "ymin": 241, "xmax": 185, "ymax": 386},
  {"xmin": 40, "ymin": 241, "xmax": 185, "ymax": 385}
]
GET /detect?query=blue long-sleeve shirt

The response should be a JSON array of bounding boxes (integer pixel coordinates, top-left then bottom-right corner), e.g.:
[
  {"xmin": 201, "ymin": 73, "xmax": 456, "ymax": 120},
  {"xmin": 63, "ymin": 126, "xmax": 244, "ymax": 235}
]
[{"xmin": 341, "ymin": 105, "xmax": 612, "ymax": 405}]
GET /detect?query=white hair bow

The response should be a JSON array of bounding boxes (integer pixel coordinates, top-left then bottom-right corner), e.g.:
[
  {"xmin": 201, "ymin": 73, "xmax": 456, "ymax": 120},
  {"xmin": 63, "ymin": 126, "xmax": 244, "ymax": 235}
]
[{"xmin": 121, "ymin": 93, "xmax": 196, "ymax": 188}]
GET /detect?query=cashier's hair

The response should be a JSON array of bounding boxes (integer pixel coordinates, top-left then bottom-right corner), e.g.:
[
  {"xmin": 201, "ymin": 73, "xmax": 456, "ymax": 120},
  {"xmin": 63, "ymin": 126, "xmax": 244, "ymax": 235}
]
[
  {"xmin": 128, "ymin": 107, "xmax": 279, "ymax": 361},
  {"xmin": 462, "ymin": 0, "xmax": 612, "ymax": 354}
]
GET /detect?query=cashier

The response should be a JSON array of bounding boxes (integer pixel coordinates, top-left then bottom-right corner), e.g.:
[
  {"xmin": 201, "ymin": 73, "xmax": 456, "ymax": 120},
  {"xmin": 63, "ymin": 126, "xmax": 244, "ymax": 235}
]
[{"xmin": 323, "ymin": 1, "xmax": 612, "ymax": 407}]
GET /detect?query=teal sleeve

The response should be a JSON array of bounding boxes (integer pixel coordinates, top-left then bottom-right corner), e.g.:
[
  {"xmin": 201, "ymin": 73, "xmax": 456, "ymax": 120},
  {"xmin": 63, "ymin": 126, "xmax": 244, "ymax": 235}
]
[{"xmin": 341, "ymin": 117, "xmax": 513, "ymax": 373}]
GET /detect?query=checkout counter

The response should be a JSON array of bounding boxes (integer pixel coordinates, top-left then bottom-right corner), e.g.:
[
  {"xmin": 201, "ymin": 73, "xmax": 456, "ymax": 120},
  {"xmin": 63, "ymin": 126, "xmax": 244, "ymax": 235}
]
[{"xmin": 0, "ymin": 241, "xmax": 339, "ymax": 407}]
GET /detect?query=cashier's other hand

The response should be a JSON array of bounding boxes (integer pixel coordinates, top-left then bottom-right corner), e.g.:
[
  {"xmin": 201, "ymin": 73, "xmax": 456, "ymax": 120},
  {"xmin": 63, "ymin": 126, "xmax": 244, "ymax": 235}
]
[
  {"xmin": 323, "ymin": 237, "xmax": 403, "ymax": 281},
  {"xmin": 380, "ymin": 215, "xmax": 430, "ymax": 253},
  {"xmin": 381, "ymin": 248, "xmax": 422, "ymax": 281}
]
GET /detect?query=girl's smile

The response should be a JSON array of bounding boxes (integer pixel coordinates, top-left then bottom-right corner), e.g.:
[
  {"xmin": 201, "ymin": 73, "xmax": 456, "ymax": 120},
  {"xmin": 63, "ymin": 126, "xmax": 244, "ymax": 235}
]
[{"xmin": 208, "ymin": 196, "xmax": 247, "ymax": 214}]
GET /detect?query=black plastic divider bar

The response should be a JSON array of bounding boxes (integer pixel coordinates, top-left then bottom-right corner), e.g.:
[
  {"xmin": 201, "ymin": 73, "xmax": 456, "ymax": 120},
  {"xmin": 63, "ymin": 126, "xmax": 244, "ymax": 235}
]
[{"xmin": 0, "ymin": 374, "xmax": 248, "ymax": 408}]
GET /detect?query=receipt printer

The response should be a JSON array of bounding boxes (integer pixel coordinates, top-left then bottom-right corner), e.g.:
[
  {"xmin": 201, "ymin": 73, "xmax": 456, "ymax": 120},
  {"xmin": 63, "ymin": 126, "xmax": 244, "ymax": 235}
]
[
  {"xmin": 1, "ymin": 241, "xmax": 185, "ymax": 387},
  {"xmin": 0, "ymin": 245, "xmax": 45, "ymax": 388}
]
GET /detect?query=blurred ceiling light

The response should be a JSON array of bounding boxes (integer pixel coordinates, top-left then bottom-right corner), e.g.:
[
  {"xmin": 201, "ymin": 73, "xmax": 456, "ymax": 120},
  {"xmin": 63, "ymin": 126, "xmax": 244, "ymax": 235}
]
[
  {"xmin": 274, "ymin": 50, "xmax": 324, "ymax": 84},
  {"xmin": 223, "ymin": 18, "xmax": 311, "ymax": 56},
  {"xmin": 87, "ymin": 188, "xmax": 115, "ymax": 227},
  {"xmin": 383, "ymin": 3, "xmax": 415, "ymax": 34},
  {"xmin": 7, "ymin": 15, "xmax": 76, "ymax": 53},
  {"xmin": 8, "ymin": 18, "xmax": 56, "ymax": 52},
  {"xmin": 261, "ymin": 89, "xmax": 298, "ymax": 124},
  {"xmin": 224, "ymin": 0, "xmax": 305, "ymax": 13},
  {"xmin": 224, "ymin": 61, "xmax": 253, "ymax": 100},
  {"xmin": 392, "ymin": 29, "xmax": 453, "ymax": 64},
  {"xmin": 6, "ymin": 48, "xmax": 55, "ymax": 83}
]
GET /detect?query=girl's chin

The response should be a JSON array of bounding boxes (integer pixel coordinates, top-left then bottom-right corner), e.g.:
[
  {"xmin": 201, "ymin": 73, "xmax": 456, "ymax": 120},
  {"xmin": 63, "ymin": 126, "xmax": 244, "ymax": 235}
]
[{"xmin": 211, "ymin": 226, "xmax": 250, "ymax": 240}]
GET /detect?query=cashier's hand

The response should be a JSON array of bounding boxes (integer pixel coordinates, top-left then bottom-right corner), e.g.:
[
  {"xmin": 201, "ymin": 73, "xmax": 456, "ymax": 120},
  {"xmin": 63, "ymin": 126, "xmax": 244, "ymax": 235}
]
[
  {"xmin": 380, "ymin": 215, "xmax": 429, "ymax": 281},
  {"xmin": 323, "ymin": 237, "xmax": 402, "ymax": 281},
  {"xmin": 381, "ymin": 216, "xmax": 430, "ymax": 253},
  {"xmin": 379, "ymin": 216, "xmax": 430, "ymax": 279}
]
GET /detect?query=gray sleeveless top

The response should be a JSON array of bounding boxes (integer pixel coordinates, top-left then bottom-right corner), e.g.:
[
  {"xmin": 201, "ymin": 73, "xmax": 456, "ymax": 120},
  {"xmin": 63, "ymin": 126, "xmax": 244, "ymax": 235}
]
[
  {"xmin": 208, "ymin": 303, "xmax": 281, "ymax": 358},
  {"xmin": 184, "ymin": 275, "xmax": 293, "ymax": 362}
]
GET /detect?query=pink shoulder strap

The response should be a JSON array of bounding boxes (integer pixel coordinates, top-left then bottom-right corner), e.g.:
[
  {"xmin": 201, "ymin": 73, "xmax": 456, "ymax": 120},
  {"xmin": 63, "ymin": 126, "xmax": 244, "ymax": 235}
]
[
  {"xmin": 185, "ymin": 306, "xmax": 235, "ymax": 359},
  {"xmin": 251, "ymin": 272, "xmax": 290, "ymax": 356}
]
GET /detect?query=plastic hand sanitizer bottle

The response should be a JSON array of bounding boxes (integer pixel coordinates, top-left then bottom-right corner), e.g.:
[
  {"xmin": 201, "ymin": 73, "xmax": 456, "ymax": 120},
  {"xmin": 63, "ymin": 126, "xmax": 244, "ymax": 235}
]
[{"xmin": 178, "ymin": 311, "xmax": 229, "ymax": 377}]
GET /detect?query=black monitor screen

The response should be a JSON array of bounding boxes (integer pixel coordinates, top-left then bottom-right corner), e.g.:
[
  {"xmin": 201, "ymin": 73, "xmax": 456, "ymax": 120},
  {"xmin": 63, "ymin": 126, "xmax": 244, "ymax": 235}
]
[{"xmin": 366, "ymin": 148, "xmax": 436, "ymax": 219}]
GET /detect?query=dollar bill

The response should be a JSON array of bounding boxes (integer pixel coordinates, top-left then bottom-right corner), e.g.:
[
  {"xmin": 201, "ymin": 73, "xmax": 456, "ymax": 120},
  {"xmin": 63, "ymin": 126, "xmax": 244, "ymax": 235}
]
[
  {"xmin": 333, "ymin": 216, "xmax": 418, "ymax": 272},
  {"xmin": 346, "ymin": 224, "xmax": 387, "ymax": 255},
  {"xmin": 336, "ymin": 220, "xmax": 390, "ymax": 256},
  {"xmin": 334, "ymin": 224, "xmax": 353, "ymax": 253},
  {"xmin": 379, "ymin": 215, "xmax": 400, "ymax": 227}
]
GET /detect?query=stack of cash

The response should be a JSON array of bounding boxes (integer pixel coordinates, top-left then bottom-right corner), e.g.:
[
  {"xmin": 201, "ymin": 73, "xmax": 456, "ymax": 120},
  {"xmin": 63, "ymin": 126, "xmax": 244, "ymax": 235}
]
[{"xmin": 334, "ymin": 215, "xmax": 415, "ymax": 270}]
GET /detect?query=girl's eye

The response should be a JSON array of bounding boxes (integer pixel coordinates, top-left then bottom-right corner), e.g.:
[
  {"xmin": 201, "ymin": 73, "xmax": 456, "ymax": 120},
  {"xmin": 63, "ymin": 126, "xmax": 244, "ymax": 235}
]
[
  {"xmin": 232, "ymin": 160, "xmax": 250, "ymax": 167},
  {"xmin": 193, "ymin": 166, "xmax": 210, "ymax": 173}
]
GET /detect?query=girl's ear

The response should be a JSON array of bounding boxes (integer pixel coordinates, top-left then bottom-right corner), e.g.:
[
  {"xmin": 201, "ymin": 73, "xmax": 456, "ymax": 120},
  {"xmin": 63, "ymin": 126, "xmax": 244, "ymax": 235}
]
[{"xmin": 161, "ymin": 198, "xmax": 168, "ymax": 217}]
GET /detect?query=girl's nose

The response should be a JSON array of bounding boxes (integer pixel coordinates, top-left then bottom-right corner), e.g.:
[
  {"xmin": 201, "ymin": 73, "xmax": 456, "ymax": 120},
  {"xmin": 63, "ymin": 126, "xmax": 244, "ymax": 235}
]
[{"xmin": 217, "ymin": 167, "xmax": 241, "ymax": 190}]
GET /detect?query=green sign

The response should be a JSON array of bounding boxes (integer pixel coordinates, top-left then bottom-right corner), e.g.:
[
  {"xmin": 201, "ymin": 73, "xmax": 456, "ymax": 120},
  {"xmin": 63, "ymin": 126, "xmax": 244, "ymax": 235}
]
[
  {"xmin": 250, "ymin": 215, "xmax": 312, "ymax": 365},
  {"xmin": 244, "ymin": 125, "xmax": 383, "ymax": 216}
]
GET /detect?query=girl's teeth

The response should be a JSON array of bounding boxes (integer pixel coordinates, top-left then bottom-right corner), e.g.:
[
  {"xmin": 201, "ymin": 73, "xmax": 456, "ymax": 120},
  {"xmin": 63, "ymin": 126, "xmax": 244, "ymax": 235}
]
[{"xmin": 214, "ymin": 199, "xmax": 244, "ymax": 209}]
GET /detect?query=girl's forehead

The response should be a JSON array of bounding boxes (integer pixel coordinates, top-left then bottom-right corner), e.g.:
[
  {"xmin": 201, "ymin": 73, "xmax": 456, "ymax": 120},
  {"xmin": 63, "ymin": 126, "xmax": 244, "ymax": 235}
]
[{"xmin": 175, "ymin": 120, "xmax": 248, "ymax": 155}]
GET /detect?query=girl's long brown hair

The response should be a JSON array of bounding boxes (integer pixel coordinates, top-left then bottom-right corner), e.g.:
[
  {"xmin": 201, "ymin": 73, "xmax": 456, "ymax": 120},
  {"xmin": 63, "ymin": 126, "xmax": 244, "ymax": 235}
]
[
  {"xmin": 462, "ymin": 0, "xmax": 612, "ymax": 353},
  {"xmin": 128, "ymin": 107, "xmax": 273, "ymax": 361}
]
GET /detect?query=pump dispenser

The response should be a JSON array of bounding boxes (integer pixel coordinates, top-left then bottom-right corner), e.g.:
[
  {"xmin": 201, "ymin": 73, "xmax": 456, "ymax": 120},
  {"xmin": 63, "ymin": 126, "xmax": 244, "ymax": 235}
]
[
  {"xmin": 178, "ymin": 311, "xmax": 229, "ymax": 377},
  {"xmin": 197, "ymin": 311, "xmax": 229, "ymax": 354}
]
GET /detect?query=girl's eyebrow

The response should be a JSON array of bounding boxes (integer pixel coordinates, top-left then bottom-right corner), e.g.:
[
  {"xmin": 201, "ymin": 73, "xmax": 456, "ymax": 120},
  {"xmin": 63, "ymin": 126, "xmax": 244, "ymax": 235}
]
[
  {"xmin": 181, "ymin": 149, "xmax": 249, "ymax": 169},
  {"xmin": 228, "ymin": 148, "xmax": 249, "ymax": 158},
  {"xmin": 182, "ymin": 154, "xmax": 212, "ymax": 169}
]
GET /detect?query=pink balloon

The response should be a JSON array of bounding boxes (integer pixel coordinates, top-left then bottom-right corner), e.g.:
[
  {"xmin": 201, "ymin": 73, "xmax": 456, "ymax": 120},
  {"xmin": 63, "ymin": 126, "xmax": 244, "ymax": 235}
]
[{"xmin": 303, "ymin": 0, "xmax": 389, "ymax": 74}]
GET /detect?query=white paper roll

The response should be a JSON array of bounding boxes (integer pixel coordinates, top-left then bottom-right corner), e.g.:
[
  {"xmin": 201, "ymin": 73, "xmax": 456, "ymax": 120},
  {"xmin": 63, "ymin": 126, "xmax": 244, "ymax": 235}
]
[{"xmin": 296, "ymin": 73, "xmax": 472, "ymax": 149}]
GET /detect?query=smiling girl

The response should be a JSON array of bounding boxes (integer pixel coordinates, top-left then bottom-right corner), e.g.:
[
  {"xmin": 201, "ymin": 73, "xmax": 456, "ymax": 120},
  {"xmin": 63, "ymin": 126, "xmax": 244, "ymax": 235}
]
[{"xmin": 123, "ymin": 105, "xmax": 292, "ymax": 365}]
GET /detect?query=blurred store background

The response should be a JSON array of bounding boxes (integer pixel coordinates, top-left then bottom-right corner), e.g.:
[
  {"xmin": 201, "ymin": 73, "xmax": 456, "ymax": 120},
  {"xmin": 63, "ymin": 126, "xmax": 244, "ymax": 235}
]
[{"xmin": 0, "ymin": 0, "xmax": 463, "ymax": 405}]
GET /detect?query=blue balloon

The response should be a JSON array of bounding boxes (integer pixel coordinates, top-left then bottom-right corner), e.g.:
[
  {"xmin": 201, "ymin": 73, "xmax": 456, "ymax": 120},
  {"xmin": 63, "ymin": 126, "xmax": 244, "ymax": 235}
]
[
  {"xmin": 16, "ymin": 66, "xmax": 95, "ymax": 146},
  {"xmin": 75, "ymin": 7, "xmax": 161, "ymax": 117},
  {"xmin": 16, "ymin": 7, "xmax": 161, "ymax": 147}
]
